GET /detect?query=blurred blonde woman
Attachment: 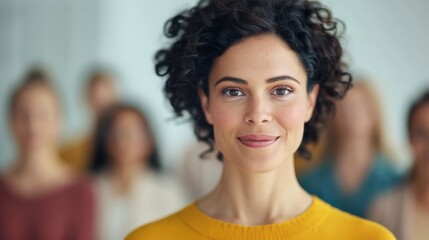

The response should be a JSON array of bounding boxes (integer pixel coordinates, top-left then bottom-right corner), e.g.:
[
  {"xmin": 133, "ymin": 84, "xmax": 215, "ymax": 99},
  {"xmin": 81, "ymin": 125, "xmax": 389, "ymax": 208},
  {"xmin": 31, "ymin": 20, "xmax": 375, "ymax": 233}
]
[
  {"xmin": 300, "ymin": 80, "xmax": 401, "ymax": 217},
  {"xmin": 0, "ymin": 68, "xmax": 95, "ymax": 240}
]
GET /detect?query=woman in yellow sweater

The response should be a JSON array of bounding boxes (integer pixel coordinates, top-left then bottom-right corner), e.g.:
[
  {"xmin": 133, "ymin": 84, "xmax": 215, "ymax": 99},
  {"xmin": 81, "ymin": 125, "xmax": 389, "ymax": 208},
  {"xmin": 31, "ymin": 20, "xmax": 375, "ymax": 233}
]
[{"xmin": 127, "ymin": 0, "xmax": 395, "ymax": 239}]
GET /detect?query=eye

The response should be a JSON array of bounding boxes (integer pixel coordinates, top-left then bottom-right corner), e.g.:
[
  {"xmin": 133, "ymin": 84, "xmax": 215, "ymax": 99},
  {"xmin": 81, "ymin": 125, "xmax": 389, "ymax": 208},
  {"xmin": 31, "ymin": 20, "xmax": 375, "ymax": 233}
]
[
  {"xmin": 270, "ymin": 86, "xmax": 293, "ymax": 96},
  {"xmin": 222, "ymin": 88, "xmax": 245, "ymax": 97}
]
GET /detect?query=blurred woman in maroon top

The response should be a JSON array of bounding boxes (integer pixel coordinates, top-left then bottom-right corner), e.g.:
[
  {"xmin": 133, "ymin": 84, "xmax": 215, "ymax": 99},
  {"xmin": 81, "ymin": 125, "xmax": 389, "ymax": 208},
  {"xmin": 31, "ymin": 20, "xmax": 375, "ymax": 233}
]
[{"xmin": 0, "ymin": 68, "xmax": 95, "ymax": 240}]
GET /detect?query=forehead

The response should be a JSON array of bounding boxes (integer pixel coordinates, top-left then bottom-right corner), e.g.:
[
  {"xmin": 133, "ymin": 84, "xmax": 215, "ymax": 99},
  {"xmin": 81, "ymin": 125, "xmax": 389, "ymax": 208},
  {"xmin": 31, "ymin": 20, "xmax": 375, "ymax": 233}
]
[
  {"xmin": 209, "ymin": 34, "xmax": 307, "ymax": 84},
  {"xmin": 114, "ymin": 111, "xmax": 143, "ymax": 126},
  {"xmin": 88, "ymin": 76, "xmax": 115, "ymax": 93},
  {"xmin": 16, "ymin": 85, "xmax": 58, "ymax": 107}
]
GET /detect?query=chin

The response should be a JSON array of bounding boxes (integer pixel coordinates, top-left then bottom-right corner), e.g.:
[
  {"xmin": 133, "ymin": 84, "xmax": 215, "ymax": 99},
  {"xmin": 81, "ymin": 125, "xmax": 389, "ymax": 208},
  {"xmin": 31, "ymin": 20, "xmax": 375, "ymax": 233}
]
[{"xmin": 233, "ymin": 153, "xmax": 287, "ymax": 173}]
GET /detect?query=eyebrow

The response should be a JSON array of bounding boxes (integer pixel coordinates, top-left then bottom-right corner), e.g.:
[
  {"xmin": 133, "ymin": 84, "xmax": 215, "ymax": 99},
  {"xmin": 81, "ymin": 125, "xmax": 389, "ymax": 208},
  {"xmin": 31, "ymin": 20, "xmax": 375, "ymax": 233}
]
[
  {"xmin": 214, "ymin": 75, "xmax": 301, "ymax": 86},
  {"xmin": 266, "ymin": 75, "xmax": 301, "ymax": 84}
]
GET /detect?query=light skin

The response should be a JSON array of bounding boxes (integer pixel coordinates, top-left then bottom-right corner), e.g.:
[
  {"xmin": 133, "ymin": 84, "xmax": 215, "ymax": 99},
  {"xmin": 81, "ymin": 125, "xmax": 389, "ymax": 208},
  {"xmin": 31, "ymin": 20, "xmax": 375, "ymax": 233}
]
[
  {"xmin": 5, "ymin": 85, "xmax": 74, "ymax": 198},
  {"xmin": 106, "ymin": 110, "xmax": 153, "ymax": 194},
  {"xmin": 86, "ymin": 76, "xmax": 118, "ymax": 121},
  {"xmin": 331, "ymin": 85, "xmax": 378, "ymax": 193},
  {"xmin": 197, "ymin": 34, "xmax": 319, "ymax": 226},
  {"xmin": 409, "ymin": 103, "xmax": 429, "ymax": 208}
]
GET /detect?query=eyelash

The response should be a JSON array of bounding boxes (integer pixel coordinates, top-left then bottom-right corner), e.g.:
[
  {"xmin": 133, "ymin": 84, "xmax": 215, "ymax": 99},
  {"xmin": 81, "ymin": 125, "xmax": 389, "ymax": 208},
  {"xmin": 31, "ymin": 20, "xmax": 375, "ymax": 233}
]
[
  {"xmin": 271, "ymin": 86, "xmax": 294, "ymax": 96},
  {"xmin": 220, "ymin": 86, "xmax": 294, "ymax": 98},
  {"xmin": 221, "ymin": 87, "xmax": 245, "ymax": 97}
]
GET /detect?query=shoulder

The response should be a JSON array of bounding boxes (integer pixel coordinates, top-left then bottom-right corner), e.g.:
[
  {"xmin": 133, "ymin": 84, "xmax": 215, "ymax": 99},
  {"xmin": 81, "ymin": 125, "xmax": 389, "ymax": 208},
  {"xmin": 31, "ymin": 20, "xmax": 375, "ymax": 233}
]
[
  {"xmin": 125, "ymin": 208, "xmax": 188, "ymax": 240},
  {"xmin": 66, "ymin": 176, "xmax": 95, "ymax": 201},
  {"xmin": 318, "ymin": 199, "xmax": 396, "ymax": 240},
  {"xmin": 0, "ymin": 175, "xmax": 10, "ymax": 197},
  {"xmin": 72, "ymin": 175, "xmax": 94, "ymax": 189}
]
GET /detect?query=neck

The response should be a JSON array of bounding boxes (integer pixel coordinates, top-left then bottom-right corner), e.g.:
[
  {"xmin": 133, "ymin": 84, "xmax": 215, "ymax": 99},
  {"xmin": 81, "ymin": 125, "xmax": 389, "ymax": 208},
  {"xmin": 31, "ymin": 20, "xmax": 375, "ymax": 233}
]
[
  {"xmin": 6, "ymin": 148, "xmax": 71, "ymax": 197},
  {"xmin": 13, "ymin": 148, "xmax": 62, "ymax": 180},
  {"xmin": 110, "ymin": 161, "xmax": 146, "ymax": 194},
  {"xmin": 333, "ymin": 136, "xmax": 375, "ymax": 193},
  {"xmin": 198, "ymin": 156, "xmax": 312, "ymax": 226},
  {"xmin": 334, "ymin": 136, "xmax": 375, "ymax": 164}
]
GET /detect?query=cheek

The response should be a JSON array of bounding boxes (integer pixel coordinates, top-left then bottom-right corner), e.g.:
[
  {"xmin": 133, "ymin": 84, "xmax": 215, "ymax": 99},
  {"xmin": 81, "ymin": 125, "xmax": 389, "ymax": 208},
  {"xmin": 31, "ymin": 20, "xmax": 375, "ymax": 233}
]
[
  {"xmin": 113, "ymin": 137, "xmax": 147, "ymax": 162},
  {"xmin": 207, "ymin": 99, "xmax": 246, "ymax": 155},
  {"xmin": 47, "ymin": 115, "xmax": 61, "ymax": 139},
  {"xmin": 274, "ymin": 100, "xmax": 308, "ymax": 130},
  {"xmin": 413, "ymin": 142, "xmax": 426, "ymax": 157},
  {"xmin": 130, "ymin": 139, "xmax": 146, "ymax": 157},
  {"xmin": 209, "ymin": 100, "xmax": 242, "ymax": 132},
  {"xmin": 11, "ymin": 116, "xmax": 24, "ymax": 134},
  {"xmin": 13, "ymin": 112, "xmax": 59, "ymax": 142}
]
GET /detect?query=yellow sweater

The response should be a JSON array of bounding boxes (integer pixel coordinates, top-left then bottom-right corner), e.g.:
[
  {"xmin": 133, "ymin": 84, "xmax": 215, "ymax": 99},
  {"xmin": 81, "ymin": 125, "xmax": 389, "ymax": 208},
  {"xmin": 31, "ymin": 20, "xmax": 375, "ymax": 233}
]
[
  {"xmin": 126, "ymin": 197, "xmax": 395, "ymax": 240},
  {"xmin": 59, "ymin": 136, "xmax": 92, "ymax": 172}
]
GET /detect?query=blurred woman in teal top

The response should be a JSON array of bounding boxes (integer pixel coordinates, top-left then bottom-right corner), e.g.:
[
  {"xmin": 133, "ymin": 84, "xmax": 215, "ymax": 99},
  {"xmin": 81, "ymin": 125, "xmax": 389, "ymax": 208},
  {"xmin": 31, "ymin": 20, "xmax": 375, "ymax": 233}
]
[{"xmin": 299, "ymin": 80, "xmax": 401, "ymax": 217}]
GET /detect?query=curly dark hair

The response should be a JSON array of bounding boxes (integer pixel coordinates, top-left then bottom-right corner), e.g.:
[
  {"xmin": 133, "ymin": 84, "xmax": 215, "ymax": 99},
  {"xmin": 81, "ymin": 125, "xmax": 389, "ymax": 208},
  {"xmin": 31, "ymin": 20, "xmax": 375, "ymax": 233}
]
[{"xmin": 155, "ymin": 0, "xmax": 352, "ymax": 160}]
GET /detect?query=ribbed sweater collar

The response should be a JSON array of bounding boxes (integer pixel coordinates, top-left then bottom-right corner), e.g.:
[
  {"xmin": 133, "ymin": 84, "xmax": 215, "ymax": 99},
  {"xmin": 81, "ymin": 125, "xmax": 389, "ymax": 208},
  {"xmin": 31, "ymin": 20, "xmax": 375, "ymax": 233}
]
[{"xmin": 179, "ymin": 196, "xmax": 331, "ymax": 240}]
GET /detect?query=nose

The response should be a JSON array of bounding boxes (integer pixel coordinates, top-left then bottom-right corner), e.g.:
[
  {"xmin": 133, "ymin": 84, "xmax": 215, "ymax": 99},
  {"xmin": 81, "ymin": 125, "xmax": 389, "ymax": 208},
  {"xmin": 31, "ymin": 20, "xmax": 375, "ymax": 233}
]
[{"xmin": 244, "ymin": 97, "xmax": 272, "ymax": 125}]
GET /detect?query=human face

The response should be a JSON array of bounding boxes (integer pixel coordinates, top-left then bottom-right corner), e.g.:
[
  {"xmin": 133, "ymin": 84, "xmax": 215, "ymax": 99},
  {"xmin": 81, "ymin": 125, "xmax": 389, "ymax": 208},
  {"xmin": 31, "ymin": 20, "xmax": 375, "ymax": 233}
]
[
  {"xmin": 11, "ymin": 86, "xmax": 61, "ymax": 153},
  {"xmin": 87, "ymin": 77, "xmax": 118, "ymax": 119},
  {"xmin": 409, "ymin": 103, "xmax": 429, "ymax": 179},
  {"xmin": 107, "ymin": 111, "xmax": 152, "ymax": 169},
  {"xmin": 199, "ymin": 34, "xmax": 318, "ymax": 173}
]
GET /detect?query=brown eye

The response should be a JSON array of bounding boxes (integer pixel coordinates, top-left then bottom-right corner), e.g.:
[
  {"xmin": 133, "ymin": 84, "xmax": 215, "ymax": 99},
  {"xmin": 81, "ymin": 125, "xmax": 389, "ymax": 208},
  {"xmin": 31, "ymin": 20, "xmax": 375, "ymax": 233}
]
[
  {"xmin": 222, "ymin": 88, "xmax": 245, "ymax": 97},
  {"xmin": 271, "ymin": 87, "xmax": 292, "ymax": 96}
]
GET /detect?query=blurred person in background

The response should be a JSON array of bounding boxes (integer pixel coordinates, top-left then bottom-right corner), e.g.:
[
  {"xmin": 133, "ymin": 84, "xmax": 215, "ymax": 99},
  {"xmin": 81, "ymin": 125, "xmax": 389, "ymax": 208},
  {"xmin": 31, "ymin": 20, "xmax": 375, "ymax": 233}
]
[
  {"xmin": 368, "ymin": 89, "xmax": 429, "ymax": 240},
  {"xmin": 0, "ymin": 68, "xmax": 95, "ymax": 240},
  {"xmin": 299, "ymin": 80, "xmax": 401, "ymax": 217},
  {"xmin": 60, "ymin": 68, "xmax": 119, "ymax": 172},
  {"xmin": 180, "ymin": 142, "xmax": 223, "ymax": 199},
  {"xmin": 91, "ymin": 103, "xmax": 187, "ymax": 240}
]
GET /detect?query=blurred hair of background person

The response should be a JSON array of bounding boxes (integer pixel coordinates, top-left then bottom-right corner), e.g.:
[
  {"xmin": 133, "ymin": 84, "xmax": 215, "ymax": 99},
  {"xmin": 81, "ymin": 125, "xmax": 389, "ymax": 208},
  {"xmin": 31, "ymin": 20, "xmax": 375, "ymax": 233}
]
[
  {"xmin": 0, "ymin": 68, "xmax": 96, "ymax": 240},
  {"xmin": 90, "ymin": 103, "xmax": 187, "ymax": 240},
  {"xmin": 294, "ymin": 136, "xmax": 327, "ymax": 176},
  {"xmin": 299, "ymin": 80, "xmax": 401, "ymax": 217},
  {"xmin": 60, "ymin": 68, "xmax": 119, "ymax": 172},
  {"xmin": 368, "ymin": 89, "xmax": 429, "ymax": 240}
]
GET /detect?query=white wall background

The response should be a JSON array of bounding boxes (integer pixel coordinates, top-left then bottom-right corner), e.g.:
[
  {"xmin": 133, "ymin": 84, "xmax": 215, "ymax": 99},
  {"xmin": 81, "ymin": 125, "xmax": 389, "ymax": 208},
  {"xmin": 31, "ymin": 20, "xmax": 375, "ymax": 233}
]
[{"xmin": 1, "ymin": 0, "xmax": 428, "ymax": 171}]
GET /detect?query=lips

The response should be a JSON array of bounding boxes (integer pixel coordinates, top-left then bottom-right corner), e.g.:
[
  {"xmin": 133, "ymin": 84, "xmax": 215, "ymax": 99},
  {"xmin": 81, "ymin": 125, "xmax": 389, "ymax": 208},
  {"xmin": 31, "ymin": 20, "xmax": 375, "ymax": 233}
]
[{"xmin": 237, "ymin": 134, "xmax": 280, "ymax": 148}]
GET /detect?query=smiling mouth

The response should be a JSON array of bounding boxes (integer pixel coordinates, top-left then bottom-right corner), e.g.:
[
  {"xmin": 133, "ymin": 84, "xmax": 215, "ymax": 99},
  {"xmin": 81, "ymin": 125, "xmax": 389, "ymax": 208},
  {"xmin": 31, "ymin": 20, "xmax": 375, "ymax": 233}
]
[{"xmin": 237, "ymin": 134, "xmax": 280, "ymax": 148}]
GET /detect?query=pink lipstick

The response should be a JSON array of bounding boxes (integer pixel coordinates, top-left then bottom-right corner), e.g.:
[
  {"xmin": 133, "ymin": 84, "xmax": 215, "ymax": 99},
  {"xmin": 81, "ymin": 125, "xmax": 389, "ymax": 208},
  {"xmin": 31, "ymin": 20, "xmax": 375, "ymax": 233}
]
[{"xmin": 237, "ymin": 134, "xmax": 280, "ymax": 148}]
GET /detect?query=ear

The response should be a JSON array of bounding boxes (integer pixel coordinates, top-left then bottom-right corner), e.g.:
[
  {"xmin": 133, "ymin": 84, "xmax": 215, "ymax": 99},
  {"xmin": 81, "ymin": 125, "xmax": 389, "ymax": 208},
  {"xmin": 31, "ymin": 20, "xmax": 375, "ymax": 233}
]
[
  {"xmin": 305, "ymin": 84, "xmax": 319, "ymax": 122},
  {"xmin": 198, "ymin": 88, "xmax": 213, "ymax": 125}
]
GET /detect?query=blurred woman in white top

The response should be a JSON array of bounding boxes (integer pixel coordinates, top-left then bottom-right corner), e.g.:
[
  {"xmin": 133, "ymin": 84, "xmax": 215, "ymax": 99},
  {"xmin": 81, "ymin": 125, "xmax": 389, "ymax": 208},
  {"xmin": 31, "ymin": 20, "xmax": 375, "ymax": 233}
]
[{"xmin": 90, "ymin": 103, "xmax": 187, "ymax": 240}]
